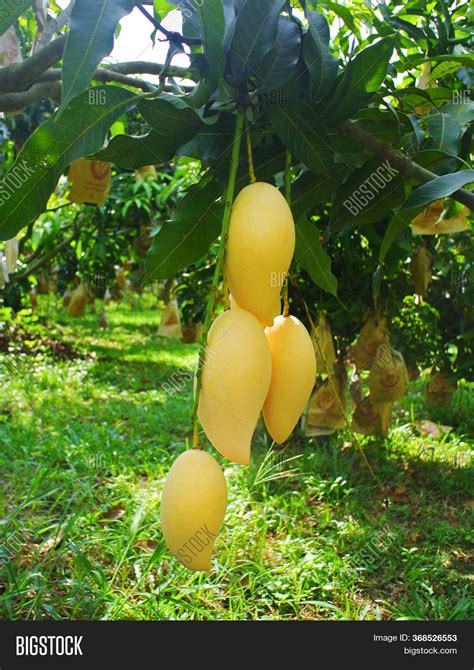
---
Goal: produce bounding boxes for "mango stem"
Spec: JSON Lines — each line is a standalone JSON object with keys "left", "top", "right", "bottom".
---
{"left": 191, "top": 108, "right": 245, "bottom": 447}
{"left": 283, "top": 150, "right": 292, "bottom": 317}
{"left": 246, "top": 118, "right": 257, "bottom": 184}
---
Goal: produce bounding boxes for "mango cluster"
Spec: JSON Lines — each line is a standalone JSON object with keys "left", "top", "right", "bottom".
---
{"left": 199, "top": 182, "right": 317, "bottom": 463}
{"left": 160, "top": 182, "right": 317, "bottom": 571}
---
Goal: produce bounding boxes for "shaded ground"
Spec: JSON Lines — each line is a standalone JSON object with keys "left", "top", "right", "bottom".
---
{"left": 0, "top": 295, "right": 472, "bottom": 620}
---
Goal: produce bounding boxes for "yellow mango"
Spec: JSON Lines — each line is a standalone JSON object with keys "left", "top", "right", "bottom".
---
{"left": 263, "top": 315, "right": 317, "bottom": 443}
{"left": 198, "top": 306, "right": 272, "bottom": 464}
{"left": 225, "top": 182, "right": 295, "bottom": 326}
{"left": 160, "top": 449, "right": 227, "bottom": 571}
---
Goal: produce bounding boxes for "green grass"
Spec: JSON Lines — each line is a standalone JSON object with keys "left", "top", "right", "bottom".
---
{"left": 0, "top": 294, "right": 472, "bottom": 620}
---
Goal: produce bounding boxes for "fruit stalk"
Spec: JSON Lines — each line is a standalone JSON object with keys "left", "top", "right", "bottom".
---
{"left": 245, "top": 118, "right": 256, "bottom": 184}
{"left": 283, "top": 150, "right": 292, "bottom": 317}
{"left": 191, "top": 108, "right": 245, "bottom": 446}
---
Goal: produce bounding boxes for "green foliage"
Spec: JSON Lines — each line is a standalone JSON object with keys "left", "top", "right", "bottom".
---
{"left": 403, "top": 170, "right": 474, "bottom": 209}
{"left": 145, "top": 178, "right": 224, "bottom": 282}
{"left": 0, "top": 0, "right": 472, "bottom": 382}
{"left": 60, "top": 0, "right": 135, "bottom": 111}
{"left": 0, "top": 87, "right": 137, "bottom": 240}
{"left": 294, "top": 216, "right": 337, "bottom": 296}
{"left": 0, "top": 0, "right": 33, "bottom": 36}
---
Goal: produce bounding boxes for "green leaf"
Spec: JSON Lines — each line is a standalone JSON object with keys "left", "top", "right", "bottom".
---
{"left": 401, "top": 170, "right": 474, "bottom": 210}
{"left": 302, "top": 8, "right": 338, "bottom": 101}
{"left": 183, "top": 0, "right": 226, "bottom": 108}
{"left": 255, "top": 17, "right": 301, "bottom": 93}
{"left": 228, "top": 0, "right": 286, "bottom": 82}
{"left": 379, "top": 210, "right": 411, "bottom": 265}
{"left": 295, "top": 216, "right": 337, "bottom": 296}
{"left": 96, "top": 95, "right": 202, "bottom": 167}
{"left": 329, "top": 156, "right": 405, "bottom": 232}
{"left": 154, "top": 0, "right": 177, "bottom": 20}
{"left": 291, "top": 167, "right": 346, "bottom": 220}
{"left": 441, "top": 100, "right": 474, "bottom": 129}
{"left": 177, "top": 114, "right": 234, "bottom": 160}
{"left": 0, "top": 86, "right": 137, "bottom": 240}
{"left": 61, "top": 0, "right": 134, "bottom": 111}
{"left": 267, "top": 97, "right": 333, "bottom": 177}
{"left": 322, "top": 1, "right": 360, "bottom": 39}
{"left": 0, "top": 0, "right": 33, "bottom": 35}
{"left": 139, "top": 95, "right": 202, "bottom": 137}
{"left": 425, "top": 113, "right": 463, "bottom": 156}
{"left": 94, "top": 131, "right": 178, "bottom": 168}
{"left": 145, "top": 180, "right": 224, "bottom": 281}
{"left": 318, "top": 38, "right": 394, "bottom": 124}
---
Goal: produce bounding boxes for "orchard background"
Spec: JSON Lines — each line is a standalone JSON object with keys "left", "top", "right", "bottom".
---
{"left": 0, "top": 0, "right": 472, "bottom": 619}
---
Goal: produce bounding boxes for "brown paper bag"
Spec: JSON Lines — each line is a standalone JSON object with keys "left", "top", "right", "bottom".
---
{"left": 353, "top": 313, "right": 389, "bottom": 371}
{"left": 304, "top": 368, "right": 347, "bottom": 435}
{"left": 62, "top": 288, "right": 73, "bottom": 308}
{"left": 368, "top": 345, "right": 408, "bottom": 403}
{"left": 312, "top": 312, "right": 336, "bottom": 376}
{"left": 425, "top": 369, "right": 457, "bottom": 406}
{"left": 411, "top": 246, "right": 432, "bottom": 297}
{"left": 158, "top": 300, "right": 183, "bottom": 339}
{"left": 411, "top": 199, "right": 469, "bottom": 235}
{"left": 69, "top": 160, "right": 111, "bottom": 206}
{"left": 4, "top": 238, "right": 19, "bottom": 274}
{"left": 0, "top": 255, "right": 9, "bottom": 289}
{"left": 67, "top": 282, "right": 88, "bottom": 317}
{"left": 352, "top": 396, "right": 392, "bottom": 435}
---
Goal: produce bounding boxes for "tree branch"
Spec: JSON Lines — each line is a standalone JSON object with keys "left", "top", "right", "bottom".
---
{"left": 339, "top": 120, "right": 474, "bottom": 212}
{"left": 11, "top": 222, "right": 79, "bottom": 283}
{"left": 0, "top": 82, "right": 61, "bottom": 111}
{"left": 0, "top": 35, "right": 67, "bottom": 94}
{"left": 38, "top": 0, "right": 75, "bottom": 48}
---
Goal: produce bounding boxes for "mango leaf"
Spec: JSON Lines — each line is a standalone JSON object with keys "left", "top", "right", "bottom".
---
{"left": 267, "top": 97, "right": 333, "bottom": 177}
{"left": 255, "top": 17, "right": 301, "bottom": 93}
{"left": 401, "top": 170, "right": 474, "bottom": 210}
{"left": 291, "top": 166, "right": 346, "bottom": 220}
{"left": 94, "top": 131, "right": 178, "bottom": 168}
{"left": 0, "top": 0, "right": 33, "bottom": 35}
{"left": 183, "top": 0, "right": 226, "bottom": 108}
{"left": 95, "top": 95, "right": 202, "bottom": 167}
{"left": 302, "top": 8, "right": 338, "bottom": 101}
{"left": 154, "top": 0, "right": 177, "bottom": 20}
{"left": 295, "top": 216, "right": 337, "bottom": 296}
{"left": 322, "top": 1, "right": 360, "bottom": 39}
{"left": 329, "top": 155, "right": 405, "bottom": 232}
{"left": 0, "top": 86, "right": 137, "bottom": 240}
{"left": 177, "top": 114, "right": 234, "bottom": 160}
{"left": 425, "top": 113, "right": 463, "bottom": 156}
{"left": 379, "top": 210, "right": 411, "bottom": 265}
{"left": 139, "top": 95, "right": 202, "bottom": 137}
{"left": 441, "top": 100, "right": 474, "bottom": 129}
{"left": 61, "top": 0, "right": 135, "bottom": 111}
{"left": 145, "top": 179, "right": 224, "bottom": 281}
{"left": 227, "top": 0, "right": 285, "bottom": 82}
{"left": 318, "top": 38, "right": 394, "bottom": 124}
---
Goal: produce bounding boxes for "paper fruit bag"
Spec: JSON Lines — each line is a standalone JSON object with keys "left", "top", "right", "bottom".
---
{"left": 353, "top": 313, "right": 389, "bottom": 371}
{"left": 368, "top": 345, "right": 408, "bottom": 403}
{"left": 69, "top": 160, "right": 111, "bottom": 206}
{"left": 158, "top": 300, "right": 183, "bottom": 339}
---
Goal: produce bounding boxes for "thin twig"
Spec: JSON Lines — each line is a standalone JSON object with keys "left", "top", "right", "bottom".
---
{"left": 136, "top": 2, "right": 202, "bottom": 46}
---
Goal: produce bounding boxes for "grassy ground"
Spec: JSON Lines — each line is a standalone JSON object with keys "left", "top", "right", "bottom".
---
{"left": 0, "top": 294, "right": 472, "bottom": 621}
